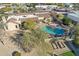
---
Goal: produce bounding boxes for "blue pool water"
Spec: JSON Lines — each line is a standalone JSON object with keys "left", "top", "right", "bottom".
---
{"left": 41, "top": 26, "right": 64, "bottom": 35}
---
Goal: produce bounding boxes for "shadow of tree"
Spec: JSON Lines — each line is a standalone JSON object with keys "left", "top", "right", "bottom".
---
{"left": 10, "top": 31, "right": 33, "bottom": 53}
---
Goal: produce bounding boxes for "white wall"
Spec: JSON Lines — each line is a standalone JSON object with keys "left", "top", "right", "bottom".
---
{"left": 6, "top": 22, "right": 19, "bottom": 31}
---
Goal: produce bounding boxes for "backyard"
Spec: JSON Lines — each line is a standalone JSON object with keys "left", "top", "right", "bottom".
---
{"left": 0, "top": 3, "right": 79, "bottom": 56}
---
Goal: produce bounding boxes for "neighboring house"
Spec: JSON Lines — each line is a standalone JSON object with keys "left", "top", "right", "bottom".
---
{"left": 2, "top": 11, "right": 54, "bottom": 31}
{"left": 34, "top": 11, "right": 52, "bottom": 20}
{"left": 54, "top": 8, "right": 69, "bottom": 14}
{"left": 67, "top": 11, "right": 79, "bottom": 24}
{"left": 35, "top": 5, "right": 58, "bottom": 10}
{"left": 0, "top": 5, "right": 5, "bottom": 9}
{"left": 2, "top": 14, "right": 38, "bottom": 31}
{"left": 34, "top": 11, "right": 54, "bottom": 24}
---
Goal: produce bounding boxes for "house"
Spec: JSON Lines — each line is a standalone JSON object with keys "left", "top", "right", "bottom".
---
{"left": 0, "top": 5, "right": 5, "bottom": 9}
{"left": 35, "top": 5, "right": 58, "bottom": 11}
{"left": 2, "top": 11, "right": 54, "bottom": 31}
{"left": 34, "top": 11, "right": 52, "bottom": 21}
{"left": 54, "top": 8, "right": 69, "bottom": 15}
{"left": 67, "top": 11, "right": 79, "bottom": 24}
{"left": 2, "top": 14, "right": 38, "bottom": 31}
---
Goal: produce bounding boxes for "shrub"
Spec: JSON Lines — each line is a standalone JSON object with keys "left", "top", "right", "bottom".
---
{"left": 21, "top": 19, "right": 36, "bottom": 30}
{"left": 12, "top": 51, "right": 21, "bottom": 56}
{"left": 56, "top": 14, "right": 64, "bottom": 20}
{"left": 62, "top": 16, "right": 72, "bottom": 26}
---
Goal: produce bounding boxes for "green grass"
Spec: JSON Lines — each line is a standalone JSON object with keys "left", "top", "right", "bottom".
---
{"left": 61, "top": 51, "right": 75, "bottom": 56}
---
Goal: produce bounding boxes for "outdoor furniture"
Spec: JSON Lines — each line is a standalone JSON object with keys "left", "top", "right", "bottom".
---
{"left": 61, "top": 42, "right": 66, "bottom": 48}
{"left": 57, "top": 41, "right": 62, "bottom": 48}
{"left": 54, "top": 42, "right": 59, "bottom": 49}
{"left": 51, "top": 43, "right": 57, "bottom": 49}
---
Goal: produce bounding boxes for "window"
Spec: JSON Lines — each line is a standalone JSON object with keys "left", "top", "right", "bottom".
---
{"left": 19, "top": 24, "right": 20, "bottom": 27}
{"left": 16, "top": 25, "right": 18, "bottom": 28}
{"left": 5, "top": 25, "right": 8, "bottom": 30}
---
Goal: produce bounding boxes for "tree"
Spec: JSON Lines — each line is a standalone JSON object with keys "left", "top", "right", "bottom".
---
{"left": 56, "top": 14, "right": 64, "bottom": 20}
{"left": 31, "top": 29, "right": 49, "bottom": 44}
{"left": 21, "top": 29, "right": 53, "bottom": 55}
{"left": 26, "top": 3, "right": 37, "bottom": 12}
{"left": 64, "top": 4, "right": 70, "bottom": 8}
{"left": 0, "top": 7, "right": 12, "bottom": 12}
{"left": 22, "top": 29, "right": 49, "bottom": 49}
{"left": 21, "top": 32, "right": 35, "bottom": 52}
{"left": 62, "top": 16, "right": 72, "bottom": 26}
{"left": 21, "top": 20, "right": 37, "bottom": 30}
{"left": 16, "top": 4, "right": 28, "bottom": 13}
{"left": 73, "top": 3, "right": 79, "bottom": 10}
{"left": 0, "top": 14, "right": 8, "bottom": 21}
{"left": 56, "top": 3, "right": 65, "bottom": 8}
{"left": 73, "top": 24, "right": 79, "bottom": 46}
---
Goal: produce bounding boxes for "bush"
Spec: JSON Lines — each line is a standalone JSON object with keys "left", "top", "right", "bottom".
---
{"left": 62, "top": 16, "right": 72, "bottom": 26}
{"left": 1, "top": 7, "right": 12, "bottom": 12}
{"left": 21, "top": 19, "right": 36, "bottom": 30}
{"left": 56, "top": 14, "right": 64, "bottom": 20}
{"left": 12, "top": 51, "right": 21, "bottom": 56}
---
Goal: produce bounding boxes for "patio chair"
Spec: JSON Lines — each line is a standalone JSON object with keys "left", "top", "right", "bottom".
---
{"left": 51, "top": 43, "right": 57, "bottom": 49}
{"left": 57, "top": 41, "right": 62, "bottom": 48}
{"left": 61, "top": 41, "right": 66, "bottom": 48}
{"left": 55, "top": 41, "right": 60, "bottom": 49}
{"left": 54, "top": 41, "right": 59, "bottom": 49}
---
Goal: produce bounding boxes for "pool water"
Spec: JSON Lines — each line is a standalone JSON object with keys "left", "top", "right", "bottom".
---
{"left": 41, "top": 26, "right": 64, "bottom": 35}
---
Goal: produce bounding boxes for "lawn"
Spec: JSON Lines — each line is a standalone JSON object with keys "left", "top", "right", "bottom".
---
{"left": 61, "top": 51, "right": 75, "bottom": 56}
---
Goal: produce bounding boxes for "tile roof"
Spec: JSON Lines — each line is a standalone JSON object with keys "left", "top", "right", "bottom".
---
{"left": 35, "top": 12, "right": 51, "bottom": 18}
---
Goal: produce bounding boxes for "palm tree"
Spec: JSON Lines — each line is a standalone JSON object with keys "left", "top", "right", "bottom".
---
{"left": 27, "top": 3, "right": 37, "bottom": 12}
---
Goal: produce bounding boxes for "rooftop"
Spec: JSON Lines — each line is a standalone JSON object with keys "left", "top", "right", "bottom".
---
{"left": 68, "top": 11, "right": 79, "bottom": 22}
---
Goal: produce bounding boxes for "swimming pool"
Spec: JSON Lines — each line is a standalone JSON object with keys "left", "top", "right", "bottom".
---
{"left": 41, "top": 26, "right": 64, "bottom": 35}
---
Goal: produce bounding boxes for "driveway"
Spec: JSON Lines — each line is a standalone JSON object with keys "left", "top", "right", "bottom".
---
{"left": 0, "top": 30, "right": 22, "bottom": 56}
{"left": 0, "top": 42, "right": 12, "bottom": 56}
